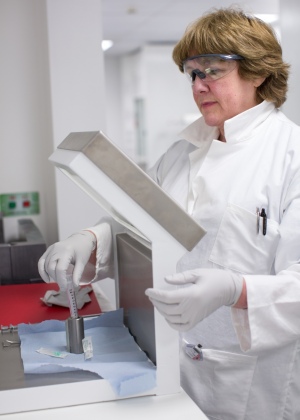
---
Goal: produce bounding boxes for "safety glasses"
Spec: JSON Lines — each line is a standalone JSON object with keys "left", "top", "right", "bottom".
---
{"left": 183, "top": 54, "right": 244, "bottom": 84}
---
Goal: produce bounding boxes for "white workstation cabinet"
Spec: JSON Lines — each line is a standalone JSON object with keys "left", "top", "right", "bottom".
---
{"left": 0, "top": 131, "right": 206, "bottom": 415}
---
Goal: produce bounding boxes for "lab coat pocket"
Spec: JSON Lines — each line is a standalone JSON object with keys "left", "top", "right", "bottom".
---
{"left": 209, "top": 203, "right": 280, "bottom": 274}
{"left": 182, "top": 348, "right": 257, "bottom": 420}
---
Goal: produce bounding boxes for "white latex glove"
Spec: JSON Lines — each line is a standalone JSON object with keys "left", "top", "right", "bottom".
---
{"left": 145, "top": 269, "right": 243, "bottom": 332}
{"left": 38, "top": 230, "right": 96, "bottom": 290}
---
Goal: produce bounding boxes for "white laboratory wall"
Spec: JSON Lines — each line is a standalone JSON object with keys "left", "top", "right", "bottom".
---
{"left": 104, "top": 44, "right": 199, "bottom": 170}
{"left": 141, "top": 45, "right": 200, "bottom": 169}
{"left": 46, "top": 0, "right": 108, "bottom": 240}
{"left": 0, "top": 0, "right": 57, "bottom": 246}
{"left": 280, "top": 0, "right": 300, "bottom": 125}
{"left": 0, "top": 0, "right": 107, "bottom": 247}
{"left": 103, "top": 56, "right": 123, "bottom": 149}
{"left": 104, "top": 52, "right": 144, "bottom": 160}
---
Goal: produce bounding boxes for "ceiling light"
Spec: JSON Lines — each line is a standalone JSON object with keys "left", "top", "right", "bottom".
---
{"left": 102, "top": 40, "right": 114, "bottom": 51}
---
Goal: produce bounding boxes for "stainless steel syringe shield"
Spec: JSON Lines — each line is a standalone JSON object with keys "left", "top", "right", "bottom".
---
{"left": 66, "top": 317, "right": 85, "bottom": 354}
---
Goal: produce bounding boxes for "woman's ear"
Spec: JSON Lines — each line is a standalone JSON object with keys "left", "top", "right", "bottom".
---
{"left": 254, "top": 77, "right": 266, "bottom": 88}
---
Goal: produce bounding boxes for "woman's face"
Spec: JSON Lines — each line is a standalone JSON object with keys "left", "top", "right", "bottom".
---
{"left": 191, "top": 65, "right": 263, "bottom": 141}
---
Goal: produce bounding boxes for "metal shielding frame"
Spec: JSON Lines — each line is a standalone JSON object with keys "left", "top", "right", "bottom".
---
{"left": 58, "top": 131, "right": 205, "bottom": 251}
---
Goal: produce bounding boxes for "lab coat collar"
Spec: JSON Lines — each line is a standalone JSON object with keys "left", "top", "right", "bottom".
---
{"left": 177, "top": 117, "right": 218, "bottom": 147}
{"left": 178, "top": 100, "right": 275, "bottom": 146}
{"left": 223, "top": 100, "right": 275, "bottom": 143}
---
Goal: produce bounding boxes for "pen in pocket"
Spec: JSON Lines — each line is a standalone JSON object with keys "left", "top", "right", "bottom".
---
{"left": 256, "top": 207, "right": 267, "bottom": 236}
{"left": 260, "top": 208, "right": 267, "bottom": 235}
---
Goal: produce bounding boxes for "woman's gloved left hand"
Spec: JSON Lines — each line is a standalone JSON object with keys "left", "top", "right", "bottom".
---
{"left": 145, "top": 268, "right": 244, "bottom": 332}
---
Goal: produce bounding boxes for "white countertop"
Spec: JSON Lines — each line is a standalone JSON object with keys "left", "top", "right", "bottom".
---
{"left": 0, "top": 389, "right": 208, "bottom": 420}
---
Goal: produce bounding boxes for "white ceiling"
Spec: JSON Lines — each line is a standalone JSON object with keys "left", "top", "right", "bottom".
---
{"left": 102, "top": 0, "right": 280, "bottom": 56}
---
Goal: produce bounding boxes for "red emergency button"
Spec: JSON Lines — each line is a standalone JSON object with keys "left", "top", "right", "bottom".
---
{"left": 23, "top": 201, "right": 31, "bottom": 208}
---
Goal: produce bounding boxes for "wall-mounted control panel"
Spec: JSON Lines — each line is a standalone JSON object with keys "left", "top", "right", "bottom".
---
{"left": 0, "top": 192, "right": 40, "bottom": 217}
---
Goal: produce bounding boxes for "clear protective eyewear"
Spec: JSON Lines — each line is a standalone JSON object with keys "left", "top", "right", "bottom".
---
{"left": 183, "top": 54, "right": 244, "bottom": 84}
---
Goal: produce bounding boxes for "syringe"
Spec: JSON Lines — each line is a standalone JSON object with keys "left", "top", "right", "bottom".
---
{"left": 66, "top": 275, "right": 79, "bottom": 319}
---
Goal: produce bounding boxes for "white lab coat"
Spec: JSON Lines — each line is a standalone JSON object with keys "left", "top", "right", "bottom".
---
{"left": 91, "top": 100, "right": 300, "bottom": 419}
{"left": 146, "top": 100, "right": 300, "bottom": 420}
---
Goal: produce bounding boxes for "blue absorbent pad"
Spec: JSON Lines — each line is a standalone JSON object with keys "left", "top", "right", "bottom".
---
{"left": 18, "top": 309, "right": 156, "bottom": 397}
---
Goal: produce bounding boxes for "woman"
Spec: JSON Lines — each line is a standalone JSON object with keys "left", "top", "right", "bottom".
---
{"left": 39, "top": 8, "right": 300, "bottom": 419}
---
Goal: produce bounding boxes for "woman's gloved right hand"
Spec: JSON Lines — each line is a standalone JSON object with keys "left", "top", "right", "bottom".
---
{"left": 38, "top": 230, "right": 96, "bottom": 290}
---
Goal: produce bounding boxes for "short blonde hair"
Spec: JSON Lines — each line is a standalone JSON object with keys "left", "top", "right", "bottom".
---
{"left": 173, "top": 7, "right": 290, "bottom": 108}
